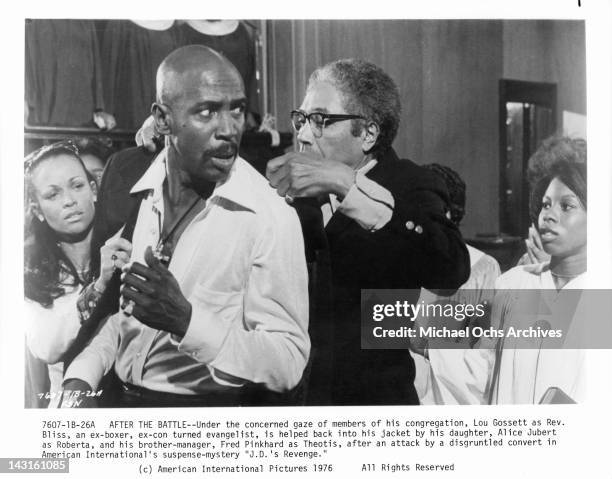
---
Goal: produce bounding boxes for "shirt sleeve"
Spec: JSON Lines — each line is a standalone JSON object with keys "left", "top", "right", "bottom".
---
{"left": 177, "top": 207, "right": 310, "bottom": 393}
{"left": 63, "top": 313, "right": 120, "bottom": 390}
{"left": 336, "top": 167, "right": 394, "bottom": 231}
{"left": 24, "top": 291, "right": 81, "bottom": 365}
{"left": 425, "top": 277, "right": 521, "bottom": 405}
{"left": 426, "top": 348, "right": 494, "bottom": 405}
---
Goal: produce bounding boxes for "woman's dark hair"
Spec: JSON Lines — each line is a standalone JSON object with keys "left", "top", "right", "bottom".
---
{"left": 527, "top": 136, "right": 587, "bottom": 221}
{"left": 24, "top": 141, "right": 95, "bottom": 307}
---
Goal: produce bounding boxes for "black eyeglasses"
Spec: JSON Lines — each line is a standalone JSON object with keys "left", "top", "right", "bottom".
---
{"left": 290, "top": 109, "right": 366, "bottom": 138}
{"left": 24, "top": 140, "right": 81, "bottom": 175}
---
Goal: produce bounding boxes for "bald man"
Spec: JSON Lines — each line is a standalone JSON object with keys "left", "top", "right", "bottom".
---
{"left": 62, "top": 45, "right": 309, "bottom": 407}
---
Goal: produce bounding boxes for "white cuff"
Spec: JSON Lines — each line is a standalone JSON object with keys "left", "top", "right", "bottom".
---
{"left": 337, "top": 173, "right": 394, "bottom": 231}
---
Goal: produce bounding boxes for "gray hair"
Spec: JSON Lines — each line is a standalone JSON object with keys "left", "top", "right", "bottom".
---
{"left": 308, "top": 58, "right": 402, "bottom": 154}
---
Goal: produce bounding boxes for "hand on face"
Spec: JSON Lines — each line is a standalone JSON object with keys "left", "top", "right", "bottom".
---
{"left": 266, "top": 150, "right": 356, "bottom": 200}
{"left": 120, "top": 246, "right": 191, "bottom": 338}
{"left": 524, "top": 223, "right": 550, "bottom": 264}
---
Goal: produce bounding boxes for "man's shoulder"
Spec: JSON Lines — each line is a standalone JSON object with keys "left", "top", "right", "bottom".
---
{"left": 235, "top": 158, "right": 293, "bottom": 213}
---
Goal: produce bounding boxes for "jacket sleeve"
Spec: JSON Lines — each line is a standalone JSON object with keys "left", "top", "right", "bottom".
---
{"left": 366, "top": 179, "right": 470, "bottom": 291}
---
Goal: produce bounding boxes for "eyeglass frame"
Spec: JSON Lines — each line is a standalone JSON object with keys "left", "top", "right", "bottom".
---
{"left": 290, "top": 109, "right": 366, "bottom": 138}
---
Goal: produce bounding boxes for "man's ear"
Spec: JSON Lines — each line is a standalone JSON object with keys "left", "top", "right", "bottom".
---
{"left": 361, "top": 121, "right": 380, "bottom": 153}
{"left": 152, "top": 102, "right": 172, "bottom": 136}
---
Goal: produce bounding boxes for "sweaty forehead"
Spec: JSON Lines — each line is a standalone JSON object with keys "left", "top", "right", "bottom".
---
{"left": 162, "top": 62, "right": 245, "bottom": 105}
{"left": 301, "top": 81, "right": 346, "bottom": 113}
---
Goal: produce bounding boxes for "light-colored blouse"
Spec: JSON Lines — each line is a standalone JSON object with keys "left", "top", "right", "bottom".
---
{"left": 25, "top": 286, "right": 81, "bottom": 408}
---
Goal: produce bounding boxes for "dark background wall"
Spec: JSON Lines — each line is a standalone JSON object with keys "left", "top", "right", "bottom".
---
{"left": 267, "top": 20, "right": 585, "bottom": 238}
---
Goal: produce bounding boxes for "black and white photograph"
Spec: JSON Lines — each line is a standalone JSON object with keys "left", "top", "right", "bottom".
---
{"left": 22, "top": 17, "right": 589, "bottom": 408}
{"left": 2, "top": 1, "right": 611, "bottom": 477}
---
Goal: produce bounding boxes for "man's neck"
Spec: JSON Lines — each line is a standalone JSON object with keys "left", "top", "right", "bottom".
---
{"left": 166, "top": 147, "right": 215, "bottom": 206}
{"left": 162, "top": 148, "right": 214, "bottom": 239}
{"left": 350, "top": 153, "right": 374, "bottom": 171}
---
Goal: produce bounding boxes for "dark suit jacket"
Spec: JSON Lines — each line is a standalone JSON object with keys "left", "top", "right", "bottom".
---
{"left": 62, "top": 147, "right": 155, "bottom": 376}
{"left": 90, "top": 146, "right": 157, "bottom": 271}
{"left": 304, "top": 148, "right": 470, "bottom": 406}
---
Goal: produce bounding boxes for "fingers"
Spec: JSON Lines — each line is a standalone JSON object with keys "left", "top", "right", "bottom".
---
{"left": 275, "top": 175, "right": 294, "bottom": 198}
{"left": 531, "top": 226, "right": 544, "bottom": 251}
{"left": 525, "top": 240, "right": 536, "bottom": 264}
{"left": 265, "top": 155, "right": 289, "bottom": 181}
{"left": 120, "top": 286, "right": 152, "bottom": 311}
{"left": 122, "top": 261, "right": 162, "bottom": 282}
{"left": 104, "top": 237, "right": 133, "bottom": 255}
{"left": 121, "top": 273, "right": 155, "bottom": 296}
{"left": 109, "top": 250, "right": 130, "bottom": 272}
{"left": 141, "top": 115, "right": 159, "bottom": 152}
{"left": 135, "top": 127, "right": 158, "bottom": 152}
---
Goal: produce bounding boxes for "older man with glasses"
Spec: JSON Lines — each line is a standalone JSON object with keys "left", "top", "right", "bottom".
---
{"left": 267, "top": 58, "right": 470, "bottom": 405}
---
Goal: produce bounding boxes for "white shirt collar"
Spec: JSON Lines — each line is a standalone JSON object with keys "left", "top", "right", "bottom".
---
{"left": 130, "top": 147, "right": 257, "bottom": 212}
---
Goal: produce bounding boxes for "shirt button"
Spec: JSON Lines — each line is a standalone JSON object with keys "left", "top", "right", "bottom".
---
{"left": 415, "top": 225, "right": 423, "bottom": 234}
{"left": 405, "top": 221, "right": 415, "bottom": 231}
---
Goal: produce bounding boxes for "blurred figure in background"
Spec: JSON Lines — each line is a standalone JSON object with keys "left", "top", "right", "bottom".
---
{"left": 72, "top": 136, "right": 116, "bottom": 186}
{"left": 411, "top": 163, "right": 501, "bottom": 405}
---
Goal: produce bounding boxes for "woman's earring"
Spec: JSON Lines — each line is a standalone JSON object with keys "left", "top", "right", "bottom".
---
{"left": 37, "top": 214, "right": 45, "bottom": 222}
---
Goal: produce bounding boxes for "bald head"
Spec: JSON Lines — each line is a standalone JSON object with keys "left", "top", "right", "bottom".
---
{"left": 156, "top": 45, "right": 244, "bottom": 107}
{"left": 152, "top": 44, "right": 247, "bottom": 184}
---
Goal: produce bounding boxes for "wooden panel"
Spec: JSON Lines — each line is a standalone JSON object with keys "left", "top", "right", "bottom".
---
{"left": 268, "top": 20, "right": 423, "bottom": 160}
{"left": 503, "top": 20, "right": 586, "bottom": 125}
{"left": 421, "top": 20, "right": 503, "bottom": 237}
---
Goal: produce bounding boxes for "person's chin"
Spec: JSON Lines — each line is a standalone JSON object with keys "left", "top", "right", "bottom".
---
{"left": 204, "top": 156, "right": 236, "bottom": 180}
{"left": 58, "top": 223, "right": 90, "bottom": 236}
